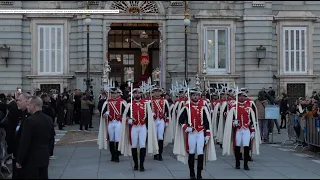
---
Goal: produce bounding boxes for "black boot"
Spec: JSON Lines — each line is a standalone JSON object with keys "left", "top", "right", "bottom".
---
{"left": 239, "top": 152, "right": 243, "bottom": 160}
{"left": 188, "top": 154, "right": 196, "bottom": 179}
{"left": 131, "top": 148, "right": 139, "bottom": 170}
{"left": 114, "top": 142, "right": 120, "bottom": 162}
{"left": 197, "top": 155, "right": 204, "bottom": 179}
{"left": 244, "top": 146, "right": 250, "bottom": 170}
{"left": 154, "top": 154, "right": 159, "bottom": 160}
{"left": 140, "top": 148, "right": 146, "bottom": 172}
{"left": 235, "top": 146, "right": 241, "bottom": 169}
{"left": 158, "top": 140, "right": 163, "bottom": 161}
{"left": 109, "top": 142, "right": 115, "bottom": 162}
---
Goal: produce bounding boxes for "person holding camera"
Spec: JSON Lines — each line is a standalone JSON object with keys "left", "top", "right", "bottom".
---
{"left": 80, "top": 93, "right": 94, "bottom": 132}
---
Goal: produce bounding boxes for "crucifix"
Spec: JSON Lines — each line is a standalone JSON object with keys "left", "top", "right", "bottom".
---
{"left": 125, "top": 31, "right": 157, "bottom": 75}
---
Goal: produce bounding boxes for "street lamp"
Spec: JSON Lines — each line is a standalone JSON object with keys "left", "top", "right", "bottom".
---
{"left": 84, "top": 1, "right": 92, "bottom": 92}
{"left": 184, "top": 1, "right": 191, "bottom": 84}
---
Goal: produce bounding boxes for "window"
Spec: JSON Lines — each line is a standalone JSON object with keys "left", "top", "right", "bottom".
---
{"left": 38, "top": 25, "right": 63, "bottom": 75}
{"left": 282, "top": 27, "right": 307, "bottom": 73}
{"left": 204, "top": 26, "right": 230, "bottom": 72}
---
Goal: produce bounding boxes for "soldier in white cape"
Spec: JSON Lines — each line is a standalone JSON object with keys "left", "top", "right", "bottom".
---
{"left": 210, "top": 90, "right": 221, "bottom": 138}
{"left": 173, "top": 88, "right": 216, "bottom": 179}
{"left": 171, "top": 89, "right": 188, "bottom": 140}
{"left": 97, "top": 88, "right": 127, "bottom": 162}
{"left": 118, "top": 88, "right": 158, "bottom": 172}
{"left": 222, "top": 91, "right": 260, "bottom": 170}
{"left": 216, "top": 90, "right": 229, "bottom": 148}
{"left": 149, "top": 87, "right": 174, "bottom": 161}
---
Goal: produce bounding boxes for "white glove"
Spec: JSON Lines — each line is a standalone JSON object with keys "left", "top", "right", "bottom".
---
{"left": 104, "top": 111, "right": 110, "bottom": 116}
{"left": 210, "top": 110, "right": 214, "bottom": 113}
{"left": 250, "top": 132, "right": 255, "bottom": 140}
{"left": 205, "top": 136, "right": 210, "bottom": 144}
{"left": 185, "top": 127, "right": 193, "bottom": 133}
{"left": 152, "top": 113, "right": 156, "bottom": 116}
{"left": 165, "top": 122, "right": 169, "bottom": 127}
{"left": 233, "top": 120, "right": 239, "bottom": 127}
{"left": 127, "top": 119, "right": 133, "bottom": 124}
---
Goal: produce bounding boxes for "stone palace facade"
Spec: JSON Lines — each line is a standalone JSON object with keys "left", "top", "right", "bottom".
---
{"left": 0, "top": 1, "right": 319, "bottom": 100}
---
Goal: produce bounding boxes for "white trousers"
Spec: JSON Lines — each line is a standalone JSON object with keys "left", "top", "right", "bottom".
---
{"left": 235, "top": 128, "right": 250, "bottom": 147}
{"left": 188, "top": 131, "right": 205, "bottom": 155}
{"left": 108, "top": 120, "right": 121, "bottom": 142}
{"left": 154, "top": 119, "right": 165, "bottom": 140}
{"left": 131, "top": 125, "right": 147, "bottom": 148}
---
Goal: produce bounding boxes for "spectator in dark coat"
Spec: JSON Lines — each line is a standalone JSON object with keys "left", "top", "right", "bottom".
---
{"left": 98, "top": 92, "right": 107, "bottom": 115}
{"left": 280, "top": 93, "right": 289, "bottom": 129}
{"left": 13, "top": 93, "right": 32, "bottom": 179}
{"left": 5, "top": 94, "right": 21, "bottom": 157}
{"left": 16, "top": 96, "right": 54, "bottom": 179}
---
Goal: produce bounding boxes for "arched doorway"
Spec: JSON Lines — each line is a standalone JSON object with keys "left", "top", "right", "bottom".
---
{"left": 107, "top": 23, "right": 160, "bottom": 86}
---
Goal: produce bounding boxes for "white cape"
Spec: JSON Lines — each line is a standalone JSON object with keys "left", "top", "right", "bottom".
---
{"left": 222, "top": 107, "right": 261, "bottom": 156}
{"left": 173, "top": 105, "right": 217, "bottom": 165}
{"left": 211, "top": 103, "right": 221, "bottom": 138}
{"left": 216, "top": 101, "right": 228, "bottom": 143}
{"left": 97, "top": 101, "right": 108, "bottom": 150}
{"left": 118, "top": 101, "right": 159, "bottom": 156}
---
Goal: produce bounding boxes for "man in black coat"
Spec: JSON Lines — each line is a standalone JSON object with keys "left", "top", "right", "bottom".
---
{"left": 4, "top": 94, "right": 21, "bottom": 159}
{"left": 73, "top": 89, "right": 81, "bottom": 124}
{"left": 13, "top": 93, "right": 32, "bottom": 179}
{"left": 16, "top": 96, "right": 54, "bottom": 179}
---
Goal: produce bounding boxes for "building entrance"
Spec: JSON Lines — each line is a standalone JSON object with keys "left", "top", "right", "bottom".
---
{"left": 107, "top": 23, "right": 160, "bottom": 87}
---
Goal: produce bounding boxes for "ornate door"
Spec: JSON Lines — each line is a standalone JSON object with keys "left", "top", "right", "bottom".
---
{"left": 109, "top": 51, "right": 139, "bottom": 84}
{"left": 286, "top": 83, "right": 306, "bottom": 106}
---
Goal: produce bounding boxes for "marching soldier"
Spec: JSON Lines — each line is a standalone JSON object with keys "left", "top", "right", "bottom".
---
{"left": 222, "top": 91, "right": 260, "bottom": 170}
{"left": 210, "top": 89, "right": 221, "bottom": 138}
{"left": 118, "top": 87, "right": 158, "bottom": 172}
{"left": 216, "top": 88, "right": 229, "bottom": 148}
{"left": 171, "top": 88, "right": 187, "bottom": 140}
{"left": 173, "top": 88, "right": 216, "bottom": 179}
{"left": 97, "top": 87, "right": 127, "bottom": 163}
{"left": 150, "top": 86, "right": 172, "bottom": 161}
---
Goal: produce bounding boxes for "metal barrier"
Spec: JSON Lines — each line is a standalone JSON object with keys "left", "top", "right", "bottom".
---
{"left": 283, "top": 115, "right": 308, "bottom": 151}
{"left": 305, "top": 117, "right": 320, "bottom": 148}
{"left": 284, "top": 116, "right": 320, "bottom": 151}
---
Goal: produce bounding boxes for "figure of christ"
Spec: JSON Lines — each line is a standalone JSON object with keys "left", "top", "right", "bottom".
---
{"left": 130, "top": 39, "right": 158, "bottom": 75}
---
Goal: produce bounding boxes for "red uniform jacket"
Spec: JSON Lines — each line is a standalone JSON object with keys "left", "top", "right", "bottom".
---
{"left": 211, "top": 99, "right": 220, "bottom": 110}
{"left": 227, "top": 97, "right": 236, "bottom": 110}
{"left": 174, "top": 97, "right": 187, "bottom": 104}
{"left": 151, "top": 97, "right": 169, "bottom": 123}
{"left": 232, "top": 101, "right": 255, "bottom": 133}
{"left": 106, "top": 98, "right": 126, "bottom": 122}
{"left": 179, "top": 100, "right": 210, "bottom": 136}
{"left": 126, "top": 99, "right": 149, "bottom": 126}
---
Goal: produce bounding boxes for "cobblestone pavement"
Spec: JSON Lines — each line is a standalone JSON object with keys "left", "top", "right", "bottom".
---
{"left": 48, "top": 118, "right": 320, "bottom": 179}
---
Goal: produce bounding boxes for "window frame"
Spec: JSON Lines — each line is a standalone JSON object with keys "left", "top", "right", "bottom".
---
{"left": 204, "top": 26, "right": 231, "bottom": 73}
{"left": 198, "top": 19, "right": 236, "bottom": 76}
{"left": 277, "top": 20, "right": 314, "bottom": 76}
{"left": 37, "top": 25, "right": 64, "bottom": 75}
{"left": 31, "top": 19, "right": 69, "bottom": 76}
{"left": 282, "top": 26, "right": 307, "bottom": 74}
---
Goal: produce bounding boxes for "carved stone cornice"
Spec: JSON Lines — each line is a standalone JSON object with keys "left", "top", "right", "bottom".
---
{"left": 194, "top": 10, "right": 241, "bottom": 19}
